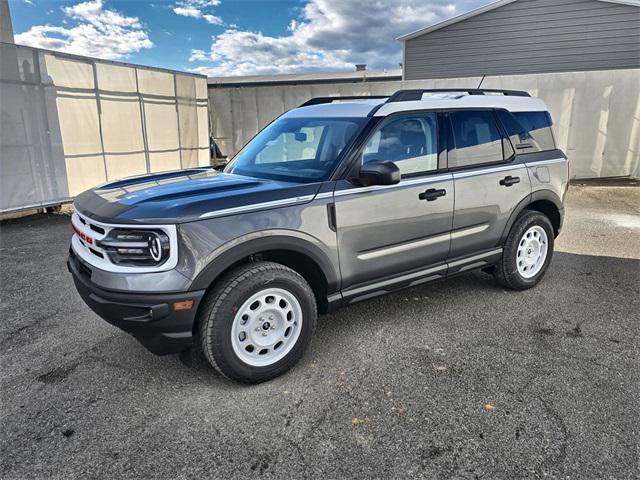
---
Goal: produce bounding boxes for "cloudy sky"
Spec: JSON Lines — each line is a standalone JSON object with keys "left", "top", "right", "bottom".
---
{"left": 11, "top": 0, "right": 489, "bottom": 76}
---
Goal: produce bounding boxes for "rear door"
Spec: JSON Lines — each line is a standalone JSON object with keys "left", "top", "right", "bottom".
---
{"left": 447, "top": 110, "right": 531, "bottom": 265}
{"left": 334, "top": 112, "right": 454, "bottom": 295}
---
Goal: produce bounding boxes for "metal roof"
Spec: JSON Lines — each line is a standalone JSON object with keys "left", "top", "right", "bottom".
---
{"left": 397, "top": 0, "right": 640, "bottom": 42}
{"left": 207, "top": 69, "right": 402, "bottom": 87}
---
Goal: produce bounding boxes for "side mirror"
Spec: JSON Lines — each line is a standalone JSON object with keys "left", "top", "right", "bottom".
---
{"left": 357, "top": 160, "right": 400, "bottom": 187}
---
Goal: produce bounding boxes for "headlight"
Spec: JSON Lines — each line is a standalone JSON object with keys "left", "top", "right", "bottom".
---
{"left": 97, "top": 229, "right": 170, "bottom": 266}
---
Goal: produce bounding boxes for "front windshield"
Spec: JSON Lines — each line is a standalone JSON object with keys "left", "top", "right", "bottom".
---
{"left": 225, "top": 117, "right": 365, "bottom": 183}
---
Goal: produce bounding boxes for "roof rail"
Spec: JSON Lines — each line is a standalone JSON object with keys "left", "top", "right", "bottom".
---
{"left": 299, "top": 95, "right": 389, "bottom": 107}
{"left": 386, "top": 88, "right": 530, "bottom": 103}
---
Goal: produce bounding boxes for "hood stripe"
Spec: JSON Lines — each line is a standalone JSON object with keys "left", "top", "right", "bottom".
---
{"left": 199, "top": 195, "right": 315, "bottom": 219}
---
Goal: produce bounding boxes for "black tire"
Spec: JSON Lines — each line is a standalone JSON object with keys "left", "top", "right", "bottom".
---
{"left": 494, "top": 210, "right": 555, "bottom": 290}
{"left": 197, "top": 261, "right": 317, "bottom": 384}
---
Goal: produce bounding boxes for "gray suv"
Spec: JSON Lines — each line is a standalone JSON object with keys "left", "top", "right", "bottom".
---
{"left": 68, "top": 88, "right": 569, "bottom": 383}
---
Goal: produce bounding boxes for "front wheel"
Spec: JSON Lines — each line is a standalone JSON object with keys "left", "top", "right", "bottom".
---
{"left": 197, "top": 261, "right": 317, "bottom": 384}
{"left": 494, "top": 210, "right": 555, "bottom": 290}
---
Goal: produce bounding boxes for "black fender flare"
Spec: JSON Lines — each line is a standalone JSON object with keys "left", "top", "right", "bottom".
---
{"left": 190, "top": 234, "right": 340, "bottom": 293}
{"left": 500, "top": 189, "right": 564, "bottom": 243}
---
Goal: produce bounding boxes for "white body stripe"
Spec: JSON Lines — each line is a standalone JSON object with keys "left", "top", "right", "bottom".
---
{"left": 199, "top": 195, "right": 315, "bottom": 219}
{"left": 356, "top": 224, "right": 488, "bottom": 261}
{"left": 314, "top": 191, "right": 334, "bottom": 200}
{"left": 334, "top": 174, "right": 451, "bottom": 197}
{"left": 453, "top": 163, "right": 523, "bottom": 179}
{"left": 198, "top": 159, "right": 566, "bottom": 217}
{"left": 524, "top": 158, "right": 567, "bottom": 168}
{"left": 357, "top": 233, "right": 450, "bottom": 261}
{"left": 451, "top": 223, "right": 489, "bottom": 239}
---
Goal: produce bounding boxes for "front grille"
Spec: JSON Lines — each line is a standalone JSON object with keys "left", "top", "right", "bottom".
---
{"left": 71, "top": 211, "right": 177, "bottom": 273}
{"left": 90, "top": 224, "right": 105, "bottom": 235}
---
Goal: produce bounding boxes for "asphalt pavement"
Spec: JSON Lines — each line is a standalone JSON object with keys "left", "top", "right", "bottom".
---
{"left": 1, "top": 186, "right": 638, "bottom": 479}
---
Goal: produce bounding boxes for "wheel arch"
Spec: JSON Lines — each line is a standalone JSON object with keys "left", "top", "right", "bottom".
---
{"left": 500, "top": 190, "right": 564, "bottom": 243}
{"left": 190, "top": 234, "right": 340, "bottom": 313}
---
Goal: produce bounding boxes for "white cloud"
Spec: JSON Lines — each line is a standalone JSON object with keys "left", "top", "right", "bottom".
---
{"left": 173, "top": 0, "right": 223, "bottom": 25}
{"left": 173, "top": 6, "right": 202, "bottom": 18}
{"left": 189, "top": 49, "right": 208, "bottom": 61}
{"left": 189, "top": 0, "right": 487, "bottom": 76}
{"left": 14, "top": 0, "right": 152, "bottom": 60}
{"left": 203, "top": 14, "right": 223, "bottom": 25}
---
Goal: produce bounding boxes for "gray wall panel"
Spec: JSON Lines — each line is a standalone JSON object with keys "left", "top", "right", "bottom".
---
{"left": 404, "top": 0, "right": 640, "bottom": 80}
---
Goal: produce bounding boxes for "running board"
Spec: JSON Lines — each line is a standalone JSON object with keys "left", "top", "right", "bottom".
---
{"left": 340, "top": 248, "right": 503, "bottom": 305}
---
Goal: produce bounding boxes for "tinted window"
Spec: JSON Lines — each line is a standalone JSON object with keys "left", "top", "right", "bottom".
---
{"left": 362, "top": 113, "right": 438, "bottom": 176}
{"left": 497, "top": 110, "right": 556, "bottom": 153}
{"left": 448, "top": 110, "right": 508, "bottom": 168}
{"left": 226, "top": 117, "right": 364, "bottom": 183}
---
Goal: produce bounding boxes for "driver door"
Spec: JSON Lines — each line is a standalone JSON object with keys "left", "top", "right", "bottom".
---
{"left": 334, "top": 112, "right": 454, "bottom": 298}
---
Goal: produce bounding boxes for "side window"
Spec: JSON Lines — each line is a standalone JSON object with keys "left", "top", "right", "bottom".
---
{"left": 496, "top": 110, "right": 556, "bottom": 153}
{"left": 448, "top": 110, "right": 510, "bottom": 168}
{"left": 361, "top": 113, "right": 438, "bottom": 176}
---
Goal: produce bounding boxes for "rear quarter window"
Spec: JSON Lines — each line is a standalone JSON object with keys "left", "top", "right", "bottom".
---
{"left": 497, "top": 110, "right": 556, "bottom": 153}
{"left": 448, "top": 110, "right": 513, "bottom": 168}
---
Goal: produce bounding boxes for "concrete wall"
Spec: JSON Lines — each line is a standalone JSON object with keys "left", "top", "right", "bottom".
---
{"left": 403, "top": 0, "right": 640, "bottom": 80}
{"left": 208, "top": 68, "right": 640, "bottom": 180}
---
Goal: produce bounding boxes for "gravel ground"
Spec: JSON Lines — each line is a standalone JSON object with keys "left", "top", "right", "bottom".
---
{"left": 1, "top": 186, "right": 639, "bottom": 480}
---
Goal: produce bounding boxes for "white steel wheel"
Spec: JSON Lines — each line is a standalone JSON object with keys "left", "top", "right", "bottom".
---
{"left": 231, "top": 287, "right": 303, "bottom": 367}
{"left": 516, "top": 225, "right": 548, "bottom": 279}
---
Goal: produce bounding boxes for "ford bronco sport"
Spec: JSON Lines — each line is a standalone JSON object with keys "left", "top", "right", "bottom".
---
{"left": 68, "top": 89, "right": 569, "bottom": 383}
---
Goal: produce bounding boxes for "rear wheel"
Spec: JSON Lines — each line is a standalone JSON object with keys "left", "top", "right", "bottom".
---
{"left": 494, "top": 210, "right": 554, "bottom": 290}
{"left": 197, "top": 261, "right": 317, "bottom": 384}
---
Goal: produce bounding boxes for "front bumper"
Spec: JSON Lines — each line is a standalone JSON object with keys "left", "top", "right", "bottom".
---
{"left": 68, "top": 248, "right": 205, "bottom": 355}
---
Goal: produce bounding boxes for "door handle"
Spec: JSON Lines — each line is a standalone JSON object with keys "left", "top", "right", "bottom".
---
{"left": 419, "top": 188, "right": 446, "bottom": 201}
{"left": 500, "top": 175, "right": 520, "bottom": 187}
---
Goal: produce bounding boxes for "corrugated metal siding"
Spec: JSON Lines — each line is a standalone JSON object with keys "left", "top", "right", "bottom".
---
{"left": 404, "top": 0, "right": 640, "bottom": 80}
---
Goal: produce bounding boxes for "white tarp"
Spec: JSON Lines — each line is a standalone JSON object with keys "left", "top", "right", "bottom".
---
{"left": 209, "top": 69, "right": 640, "bottom": 179}
{"left": 0, "top": 44, "right": 210, "bottom": 212}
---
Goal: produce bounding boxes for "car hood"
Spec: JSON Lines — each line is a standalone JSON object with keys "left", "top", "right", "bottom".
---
{"left": 73, "top": 167, "right": 322, "bottom": 224}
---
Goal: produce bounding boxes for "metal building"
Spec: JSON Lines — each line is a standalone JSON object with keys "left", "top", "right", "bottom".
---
{"left": 399, "top": 0, "right": 640, "bottom": 80}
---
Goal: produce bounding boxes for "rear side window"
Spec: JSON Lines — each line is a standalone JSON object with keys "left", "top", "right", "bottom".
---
{"left": 448, "top": 110, "right": 513, "bottom": 168}
{"left": 496, "top": 110, "right": 556, "bottom": 153}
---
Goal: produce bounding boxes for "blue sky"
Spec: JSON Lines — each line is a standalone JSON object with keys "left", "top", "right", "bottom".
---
{"left": 10, "top": 0, "right": 487, "bottom": 76}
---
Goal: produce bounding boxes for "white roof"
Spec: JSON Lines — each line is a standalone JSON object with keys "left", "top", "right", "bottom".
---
{"left": 284, "top": 100, "right": 385, "bottom": 118}
{"left": 373, "top": 93, "right": 548, "bottom": 116}
{"left": 284, "top": 93, "right": 548, "bottom": 118}
{"left": 397, "top": 0, "right": 640, "bottom": 42}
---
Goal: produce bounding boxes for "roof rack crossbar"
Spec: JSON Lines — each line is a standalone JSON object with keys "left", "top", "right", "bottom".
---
{"left": 299, "top": 95, "right": 389, "bottom": 107}
{"left": 386, "top": 88, "right": 530, "bottom": 103}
